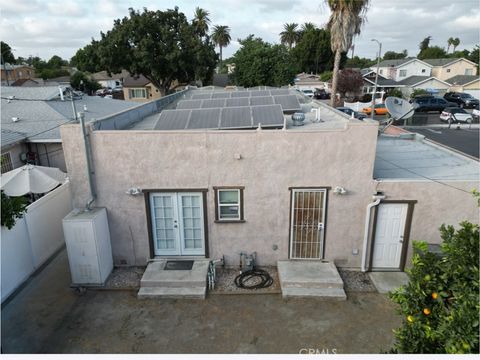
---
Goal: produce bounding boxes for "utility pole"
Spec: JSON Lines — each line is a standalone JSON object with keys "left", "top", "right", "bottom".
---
{"left": 370, "top": 39, "right": 382, "bottom": 120}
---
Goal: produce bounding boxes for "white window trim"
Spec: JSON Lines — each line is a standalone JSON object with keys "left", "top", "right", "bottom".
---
{"left": 129, "top": 88, "right": 147, "bottom": 99}
{"left": 399, "top": 69, "right": 407, "bottom": 77}
{"left": 216, "top": 188, "right": 242, "bottom": 221}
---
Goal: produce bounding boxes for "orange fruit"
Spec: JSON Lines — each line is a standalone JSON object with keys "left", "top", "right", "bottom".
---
{"left": 432, "top": 292, "right": 438, "bottom": 300}
{"left": 423, "top": 308, "right": 431, "bottom": 315}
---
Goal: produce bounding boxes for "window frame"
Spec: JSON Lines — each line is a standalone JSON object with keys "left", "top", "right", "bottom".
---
{"left": 399, "top": 69, "right": 407, "bottom": 77}
{"left": 213, "top": 186, "right": 245, "bottom": 223}
{"left": 1, "top": 152, "right": 13, "bottom": 174}
{"left": 129, "top": 88, "right": 147, "bottom": 99}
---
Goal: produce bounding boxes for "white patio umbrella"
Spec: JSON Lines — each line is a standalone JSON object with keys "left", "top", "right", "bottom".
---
{"left": 1, "top": 164, "right": 67, "bottom": 197}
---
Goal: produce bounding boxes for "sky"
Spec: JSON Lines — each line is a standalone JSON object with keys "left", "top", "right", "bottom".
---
{"left": 1, "top": 0, "right": 479, "bottom": 62}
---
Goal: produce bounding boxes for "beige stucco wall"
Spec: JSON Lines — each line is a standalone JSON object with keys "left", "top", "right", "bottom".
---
{"left": 34, "top": 143, "right": 66, "bottom": 172}
{"left": 123, "top": 83, "right": 162, "bottom": 103}
{"left": 431, "top": 60, "right": 478, "bottom": 81}
{"left": 61, "top": 122, "right": 381, "bottom": 267}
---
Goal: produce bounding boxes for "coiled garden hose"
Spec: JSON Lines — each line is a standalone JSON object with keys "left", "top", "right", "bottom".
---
{"left": 234, "top": 268, "right": 274, "bottom": 289}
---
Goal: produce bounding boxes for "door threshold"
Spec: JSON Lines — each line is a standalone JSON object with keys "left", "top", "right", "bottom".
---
{"left": 151, "top": 256, "right": 208, "bottom": 261}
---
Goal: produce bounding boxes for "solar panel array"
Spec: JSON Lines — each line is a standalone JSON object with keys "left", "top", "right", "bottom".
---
{"left": 177, "top": 94, "right": 301, "bottom": 112}
{"left": 154, "top": 105, "right": 284, "bottom": 131}
{"left": 189, "top": 88, "right": 290, "bottom": 100}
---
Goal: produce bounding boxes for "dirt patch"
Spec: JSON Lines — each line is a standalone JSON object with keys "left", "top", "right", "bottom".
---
{"left": 209, "top": 266, "right": 281, "bottom": 294}
{"left": 338, "top": 269, "right": 377, "bottom": 292}
{"left": 104, "top": 267, "right": 145, "bottom": 290}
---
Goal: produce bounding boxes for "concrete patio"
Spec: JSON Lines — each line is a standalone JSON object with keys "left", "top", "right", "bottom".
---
{"left": 369, "top": 272, "right": 409, "bottom": 294}
{"left": 1, "top": 249, "right": 402, "bottom": 354}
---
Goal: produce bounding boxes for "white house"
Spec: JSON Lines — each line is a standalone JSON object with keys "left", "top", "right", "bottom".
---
{"left": 376, "top": 58, "right": 433, "bottom": 82}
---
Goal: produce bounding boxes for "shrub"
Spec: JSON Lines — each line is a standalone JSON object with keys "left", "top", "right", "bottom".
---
{"left": 410, "top": 88, "right": 429, "bottom": 99}
{"left": 388, "top": 88, "right": 404, "bottom": 99}
{"left": 319, "top": 71, "right": 332, "bottom": 81}
{"left": 1, "top": 191, "right": 28, "bottom": 229}
{"left": 390, "top": 221, "right": 479, "bottom": 353}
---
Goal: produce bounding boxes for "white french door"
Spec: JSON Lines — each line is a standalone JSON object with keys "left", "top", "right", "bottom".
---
{"left": 372, "top": 203, "right": 407, "bottom": 269}
{"left": 150, "top": 192, "right": 205, "bottom": 256}
{"left": 289, "top": 189, "right": 327, "bottom": 259}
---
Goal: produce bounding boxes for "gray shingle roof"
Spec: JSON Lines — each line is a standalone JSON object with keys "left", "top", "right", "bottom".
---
{"left": 92, "top": 70, "right": 130, "bottom": 81}
{"left": 377, "top": 59, "right": 412, "bottom": 68}
{"left": 363, "top": 74, "right": 400, "bottom": 86}
{"left": 2, "top": 86, "right": 66, "bottom": 100}
{"left": 1, "top": 129, "right": 27, "bottom": 147}
{"left": 445, "top": 75, "right": 478, "bottom": 86}
{"left": 422, "top": 58, "right": 459, "bottom": 67}
{"left": 397, "top": 75, "right": 431, "bottom": 86}
{"left": 123, "top": 75, "right": 150, "bottom": 87}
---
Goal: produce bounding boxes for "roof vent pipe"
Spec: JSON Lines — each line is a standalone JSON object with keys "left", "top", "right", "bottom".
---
{"left": 59, "top": 86, "right": 64, "bottom": 101}
{"left": 361, "top": 193, "right": 386, "bottom": 272}
{"left": 78, "top": 111, "right": 97, "bottom": 211}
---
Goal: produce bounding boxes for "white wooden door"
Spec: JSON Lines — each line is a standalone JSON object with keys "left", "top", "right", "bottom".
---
{"left": 150, "top": 192, "right": 205, "bottom": 256}
{"left": 372, "top": 203, "right": 408, "bottom": 269}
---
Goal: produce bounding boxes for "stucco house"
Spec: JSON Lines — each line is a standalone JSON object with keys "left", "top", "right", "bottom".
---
{"left": 1, "top": 86, "right": 140, "bottom": 173}
{"left": 362, "top": 71, "right": 403, "bottom": 96}
{"left": 60, "top": 87, "right": 478, "bottom": 297}
{"left": 376, "top": 58, "right": 433, "bottom": 82}
{"left": 425, "top": 58, "right": 478, "bottom": 81}
{"left": 397, "top": 75, "right": 451, "bottom": 97}
{"left": 446, "top": 75, "right": 480, "bottom": 99}
{"left": 1, "top": 64, "right": 36, "bottom": 86}
{"left": 123, "top": 75, "right": 163, "bottom": 102}
{"left": 294, "top": 72, "right": 327, "bottom": 92}
{"left": 92, "top": 70, "right": 130, "bottom": 89}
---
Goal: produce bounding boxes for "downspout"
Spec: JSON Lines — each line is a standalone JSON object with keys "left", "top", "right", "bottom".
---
{"left": 78, "top": 111, "right": 96, "bottom": 211}
{"left": 361, "top": 193, "right": 386, "bottom": 272}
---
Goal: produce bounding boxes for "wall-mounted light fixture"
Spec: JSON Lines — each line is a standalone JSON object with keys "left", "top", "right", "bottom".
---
{"left": 333, "top": 186, "right": 347, "bottom": 195}
{"left": 126, "top": 187, "right": 143, "bottom": 196}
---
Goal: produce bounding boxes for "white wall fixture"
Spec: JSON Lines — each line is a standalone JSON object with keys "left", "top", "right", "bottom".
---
{"left": 333, "top": 186, "right": 347, "bottom": 195}
{"left": 126, "top": 187, "right": 143, "bottom": 196}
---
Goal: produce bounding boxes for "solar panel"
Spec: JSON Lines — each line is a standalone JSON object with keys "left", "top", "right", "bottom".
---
{"left": 273, "top": 95, "right": 302, "bottom": 112}
{"left": 186, "top": 108, "right": 221, "bottom": 129}
{"left": 176, "top": 99, "right": 202, "bottom": 110}
{"left": 231, "top": 91, "right": 250, "bottom": 98}
{"left": 154, "top": 110, "right": 190, "bottom": 130}
{"left": 250, "top": 90, "right": 270, "bottom": 97}
{"left": 220, "top": 107, "right": 252, "bottom": 128}
{"left": 212, "top": 92, "right": 232, "bottom": 99}
{"left": 191, "top": 93, "right": 212, "bottom": 100}
{"left": 250, "top": 96, "right": 274, "bottom": 106}
{"left": 201, "top": 99, "right": 226, "bottom": 109}
{"left": 252, "top": 105, "right": 284, "bottom": 127}
{"left": 270, "top": 89, "right": 290, "bottom": 95}
{"left": 226, "top": 97, "right": 250, "bottom": 107}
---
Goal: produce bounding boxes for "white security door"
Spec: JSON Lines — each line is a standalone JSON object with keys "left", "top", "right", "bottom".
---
{"left": 372, "top": 203, "right": 408, "bottom": 269}
{"left": 150, "top": 192, "right": 205, "bottom": 256}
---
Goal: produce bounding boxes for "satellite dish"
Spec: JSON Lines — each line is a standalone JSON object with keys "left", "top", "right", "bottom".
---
{"left": 385, "top": 97, "right": 415, "bottom": 122}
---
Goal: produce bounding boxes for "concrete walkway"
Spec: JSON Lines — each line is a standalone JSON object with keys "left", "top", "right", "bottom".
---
{"left": 2, "top": 249, "right": 402, "bottom": 354}
{"left": 369, "top": 272, "right": 409, "bottom": 294}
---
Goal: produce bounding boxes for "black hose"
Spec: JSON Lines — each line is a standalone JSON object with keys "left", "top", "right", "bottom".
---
{"left": 234, "top": 268, "right": 274, "bottom": 289}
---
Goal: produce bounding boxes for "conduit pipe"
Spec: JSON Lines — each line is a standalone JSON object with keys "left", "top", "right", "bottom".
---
{"left": 361, "top": 194, "right": 386, "bottom": 272}
{"left": 78, "top": 111, "right": 97, "bottom": 211}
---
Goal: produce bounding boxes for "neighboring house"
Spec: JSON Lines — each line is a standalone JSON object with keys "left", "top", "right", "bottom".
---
{"left": 11, "top": 78, "right": 40, "bottom": 87}
{"left": 60, "top": 88, "right": 478, "bottom": 278}
{"left": 92, "top": 70, "right": 130, "bottom": 89}
{"left": 446, "top": 75, "right": 480, "bottom": 99}
{"left": 425, "top": 58, "right": 478, "bottom": 81}
{"left": 376, "top": 58, "right": 433, "bottom": 82}
{"left": 1, "top": 86, "right": 140, "bottom": 173}
{"left": 397, "top": 75, "right": 451, "bottom": 97}
{"left": 362, "top": 71, "right": 403, "bottom": 96}
{"left": 294, "top": 72, "right": 327, "bottom": 92}
{"left": 1, "top": 64, "right": 36, "bottom": 86}
{"left": 123, "top": 75, "right": 162, "bottom": 102}
{"left": 226, "top": 63, "right": 236, "bottom": 74}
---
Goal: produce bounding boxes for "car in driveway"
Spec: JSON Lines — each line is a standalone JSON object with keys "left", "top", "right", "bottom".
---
{"left": 439, "top": 107, "right": 473, "bottom": 123}
{"left": 362, "top": 103, "right": 388, "bottom": 115}
{"left": 336, "top": 107, "right": 367, "bottom": 120}
{"left": 301, "top": 89, "right": 314, "bottom": 98}
{"left": 412, "top": 96, "right": 456, "bottom": 112}
{"left": 314, "top": 88, "right": 330, "bottom": 100}
{"left": 444, "top": 92, "right": 479, "bottom": 109}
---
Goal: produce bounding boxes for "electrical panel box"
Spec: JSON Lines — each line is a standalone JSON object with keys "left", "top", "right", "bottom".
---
{"left": 62, "top": 207, "right": 113, "bottom": 286}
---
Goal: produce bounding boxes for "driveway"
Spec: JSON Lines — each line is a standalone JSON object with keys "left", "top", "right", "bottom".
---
{"left": 1, "top": 250, "right": 401, "bottom": 354}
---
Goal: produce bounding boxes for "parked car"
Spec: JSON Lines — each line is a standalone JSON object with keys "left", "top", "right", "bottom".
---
{"left": 412, "top": 97, "right": 456, "bottom": 113}
{"left": 112, "top": 86, "right": 123, "bottom": 93}
{"left": 472, "top": 104, "right": 480, "bottom": 123}
{"left": 439, "top": 107, "right": 473, "bottom": 123}
{"left": 314, "top": 88, "right": 330, "bottom": 100}
{"left": 443, "top": 92, "right": 479, "bottom": 109}
{"left": 362, "top": 103, "right": 388, "bottom": 116}
{"left": 336, "top": 107, "right": 367, "bottom": 120}
{"left": 301, "top": 89, "right": 314, "bottom": 98}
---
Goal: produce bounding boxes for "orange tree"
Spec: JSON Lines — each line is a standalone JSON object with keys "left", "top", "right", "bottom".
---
{"left": 390, "top": 221, "right": 479, "bottom": 353}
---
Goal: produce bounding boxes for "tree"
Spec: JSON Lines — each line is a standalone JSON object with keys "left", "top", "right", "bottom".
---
{"left": 419, "top": 36, "right": 432, "bottom": 52}
{"left": 279, "top": 23, "right": 300, "bottom": 50}
{"left": 345, "top": 55, "right": 375, "bottom": 69}
{"left": 70, "top": 42, "right": 101, "bottom": 73}
{"left": 1, "top": 41, "right": 15, "bottom": 64}
{"left": 451, "top": 38, "right": 460, "bottom": 53}
{"left": 383, "top": 50, "right": 408, "bottom": 60}
{"left": 212, "top": 25, "right": 231, "bottom": 69}
{"left": 418, "top": 46, "right": 447, "bottom": 60}
{"left": 81, "top": 7, "right": 216, "bottom": 96}
{"left": 47, "top": 55, "right": 68, "bottom": 69}
{"left": 447, "top": 37, "right": 454, "bottom": 53}
{"left": 325, "top": 0, "right": 370, "bottom": 107}
{"left": 410, "top": 88, "right": 429, "bottom": 99}
{"left": 300, "top": 22, "right": 317, "bottom": 35}
{"left": 1, "top": 191, "right": 28, "bottom": 230}
{"left": 390, "top": 221, "right": 479, "bottom": 353}
{"left": 192, "top": 7, "right": 210, "bottom": 37}
{"left": 336, "top": 69, "right": 363, "bottom": 98}
{"left": 70, "top": 71, "right": 101, "bottom": 94}
{"left": 231, "top": 35, "right": 298, "bottom": 87}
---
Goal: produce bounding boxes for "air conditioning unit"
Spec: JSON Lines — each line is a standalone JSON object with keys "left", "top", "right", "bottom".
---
{"left": 62, "top": 207, "right": 113, "bottom": 286}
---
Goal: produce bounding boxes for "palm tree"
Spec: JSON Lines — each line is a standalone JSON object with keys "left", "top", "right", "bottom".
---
{"left": 279, "top": 23, "right": 299, "bottom": 50}
{"left": 452, "top": 37, "right": 460, "bottom": 53}
{"left": 326, "top": 0, "right": 370, "bottom": 107}
{"left": 212, "top": 25, "right": 231, "bottom": 68}
{"left": 301, "top": 22, "right": 317, "bottom": 33}
{"left": 447, "top": 37, "right": 454, "bottom": 53}
{"left": 192, "top": 7, "right": 210, "bottom": 37}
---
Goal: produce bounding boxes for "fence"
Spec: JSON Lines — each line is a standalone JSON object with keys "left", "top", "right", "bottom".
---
{"left": 1, "top": 181, "right": 72, "bottom": 302}
{"left": 343, "top": 99, "right": 383, "bottom": 112}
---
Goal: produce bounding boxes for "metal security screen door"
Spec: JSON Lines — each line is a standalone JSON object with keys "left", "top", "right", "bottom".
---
{"left": 150, "top": 192, "right": 205, "bottom": 256}
{"left": 290, "top": 189, "right": 327, "bottom": 259}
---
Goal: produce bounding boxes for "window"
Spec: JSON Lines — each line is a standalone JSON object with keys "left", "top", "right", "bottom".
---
{"left": 399, "top": 70, "right": 407, "bottom": 77}
{"left": 379, "top": 69, "right": 383, "bottom": 75}
{"left": 465, "top": 69, "right": 473, "bottom": 75}
{"left": 1, "top": 152, "right": 13, "bottom": 173}
{"left": 446, "top": 69, "right": 451, "bottom": 73}
{"left": 214, "top": 187, "right": 244, "bottom": 222}
{"left": 421, "top": 69, "right": 426, "bottom": 73}
{"left": 129, "top": 88, "right": 147, "bottom": 98}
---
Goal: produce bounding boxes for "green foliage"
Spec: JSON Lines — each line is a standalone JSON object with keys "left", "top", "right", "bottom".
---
{"left": 418, "top": 46, "right": 447, "bottom": 60}
{"left": 231, "top": 35, "right": 298, "bottom": 87}
{"left": 70, "top": 71, "right": 101, "bottom": 94}
{"left": 383, "top": 50, "right": 408, "bottom": 60}
{"left": 390, "top": 221, "right": 480, "bottom": 354}
{"left": 279, "top": 23, "right": 300, "bottom": 50}
{"left": 320, "top": 71, "right": 333, "bottom": 81}
{"left": 388, "top": 88, "right": 404, "bottom": 99}
{"left": 37, "top": 68, "right": 70, "bottom": 80}
{"left": 345, "top": 55, "right": 375, "bottom": 69}
{"left": 1, "top": 191, "right": 28, "bottom": 230}
{"left": 211, "top": 24, "right": 231, "bottom": 65}
{"left": 47, "top": 55, "right": 68, "bottom": 68}
{"left": 1, "top": 41, "right": 15, "bottom": 64}
{"left": 410, "top": 88, "right": 429, "bottom": 98}
{"left": 419, "top": 36, "right": 432, "bottom": 51}
{"left": 70, "top": 42, "right": 102, "bottom": 73}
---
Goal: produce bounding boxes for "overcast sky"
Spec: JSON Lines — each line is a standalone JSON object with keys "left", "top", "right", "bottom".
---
{"left": 1, "top": 0, "right": 479, "bottom": 62}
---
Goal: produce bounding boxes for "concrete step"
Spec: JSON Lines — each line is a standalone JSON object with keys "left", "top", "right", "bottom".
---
{"left": 137, "top": 286, "right": 206, "bottom": 299}
{"left": 140, "top": 279, "right": 206, "bottom": 288}
{"left": 280, "top": 280, "right": 344, "bottom": 289}
{"left": 281, "top": 286, "right": 347, "bottom": 301}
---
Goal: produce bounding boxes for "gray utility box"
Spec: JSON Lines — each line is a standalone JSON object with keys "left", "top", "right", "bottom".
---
{"left": 62, "top": 207, "right": 113, "bottom": 286}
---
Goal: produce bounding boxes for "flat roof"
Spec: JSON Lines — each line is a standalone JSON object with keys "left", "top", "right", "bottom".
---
{"left": 374, "top": 135, "right": 479, "bottom": 180}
